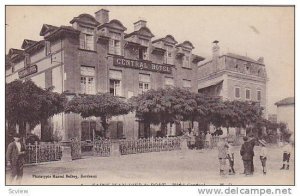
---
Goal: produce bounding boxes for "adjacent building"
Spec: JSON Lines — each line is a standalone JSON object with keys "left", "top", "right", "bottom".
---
{"left": 275, "top": 97, "right": 295, "bottom": 133}
{"left": 5, "top": 9, "right": 205, "bottom": 141}
{"left": 197, "top": 41, "right": 268, "bottom": 135}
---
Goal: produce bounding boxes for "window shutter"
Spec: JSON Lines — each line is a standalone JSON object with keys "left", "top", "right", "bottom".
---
{"left": 79, "top": 33, "right": 85, "bottom": 49}
{"left": 109, "top": 39, "right": 114, "bottom": 54}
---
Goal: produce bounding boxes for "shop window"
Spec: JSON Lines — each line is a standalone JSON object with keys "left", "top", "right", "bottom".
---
{"left": 80, "top": 66, "right": 95, "bottom": 94}
{"left": 109, "top": 70, "right": 122, "bottom": 96}
{"left": 139, "top": 73, "right": 151, "bottom": 94}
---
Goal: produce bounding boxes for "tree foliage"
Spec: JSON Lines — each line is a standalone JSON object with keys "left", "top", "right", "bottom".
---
{"left": 5, "top": 80, "right": 66, "bottom": 136}
{"left": 65, "top": 93, "right": 133, "bottom": 136}
{"left": 130, "top": 88, "right": 265, "bottom": 135}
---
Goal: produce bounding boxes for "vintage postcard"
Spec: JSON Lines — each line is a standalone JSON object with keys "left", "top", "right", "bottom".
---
{"left": 5, "top": 5, "right": 294, "bottom": 186}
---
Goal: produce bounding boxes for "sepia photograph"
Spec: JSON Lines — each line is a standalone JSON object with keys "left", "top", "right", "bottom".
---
{"left": 5, "top": 5, "right": 295, "bottom": 186}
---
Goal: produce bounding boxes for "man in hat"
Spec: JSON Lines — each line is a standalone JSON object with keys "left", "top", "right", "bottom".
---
{"left": 6, "top": 133, "right": 26, "bottom": 184}
{"left": 258, "top": 139, "right": 268, "bottom": 175}
{"left": 240, "top": 136, "right": 254, "bottom": 176}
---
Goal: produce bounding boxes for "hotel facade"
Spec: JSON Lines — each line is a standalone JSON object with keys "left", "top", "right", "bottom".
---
{"left": 5, "top": 9, "right": 205, "bottom": 141}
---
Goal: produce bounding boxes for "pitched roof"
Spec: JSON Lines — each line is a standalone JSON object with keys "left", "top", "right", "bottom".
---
{"left": 21, "top": 39, "right": 38, "bottom": 49}
{"left": 275, "top": 97, "right": 294, "bottom": 106}
{"left": 40, "top": 24, "right": 59, "bottom": 36}
{"left": 69, "top": 13, "right": 100, "bottom": 26}
{"left": 124, "top": 26, "right": 154, "bottom": 39}
{"left": 97, "top": 19, "right": 127, "bottom": 31}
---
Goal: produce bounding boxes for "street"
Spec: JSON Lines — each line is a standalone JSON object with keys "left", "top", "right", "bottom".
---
{"left": 6, "top": 145, "right": 294, "bottom": 185}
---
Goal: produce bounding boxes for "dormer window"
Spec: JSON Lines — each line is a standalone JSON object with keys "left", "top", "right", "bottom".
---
{"left": 80, "top": 27, "right": 95, "bottom": 51}
{"left": 139, "top": 48, "right": 148, "bottom": 60}
{"left": 183, "top": 54, "right": 191, "bottom": 68}
{"left": 45, "top": 41, "right": 51, "bottom": 56}
{"left": 235, "top": 64, "right": 239, "bottom": 70}
{"left": 24, "top": 54, "right": 30, "bottom": 67}
{"left": 165, "top": 45, "right": 173, "bottom": 64}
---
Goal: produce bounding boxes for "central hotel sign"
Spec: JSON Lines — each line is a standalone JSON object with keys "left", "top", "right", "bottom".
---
{"left": 113, "top": 57, "right": 172, "bottom": 74}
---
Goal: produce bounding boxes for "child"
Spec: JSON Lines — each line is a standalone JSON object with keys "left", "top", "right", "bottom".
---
{"left": 227, "top": 143, "right": 235, "bottom": 175}
{"left": 217, "top": 134, "right": 229, "bottom": 176}
{"left": 280, "top": 141, "right": 292, "bottom": 170}
{"left": 258, "top": 139, "right": 267, "bottom": 175}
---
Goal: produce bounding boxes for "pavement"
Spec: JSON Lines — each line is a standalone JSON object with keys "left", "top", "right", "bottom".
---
{"left": 6, "top": 145, "right": 294, "bottom": 185}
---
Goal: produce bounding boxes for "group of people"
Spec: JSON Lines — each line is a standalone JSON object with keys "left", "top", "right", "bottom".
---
{"left": 217, "top": 134, "right": 292, "bottom": 176}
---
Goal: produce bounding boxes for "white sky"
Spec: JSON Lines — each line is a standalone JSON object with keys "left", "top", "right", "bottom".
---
{"left": 5, "top": 6, "right": 294, "bottom": 114}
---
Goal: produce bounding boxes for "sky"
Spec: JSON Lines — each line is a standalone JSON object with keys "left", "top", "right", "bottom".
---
{"left": 5, "top": 6, "right": 294, "bottom": 114}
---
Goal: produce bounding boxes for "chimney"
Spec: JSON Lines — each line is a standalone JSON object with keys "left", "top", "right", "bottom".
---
{"left": 134, "top": 20, "right": 147, "bottom": 31}
{"left": 257, "top": 57, "right": 264, "bottom": 63}
{"left": 212, "top": 40, "right": 220, "bottom": 59}
{"left": 212, "top": 40, "right": 220, "bottom": 71}
{"left": 95, "top": 9, "right": 109, "bottom": 25}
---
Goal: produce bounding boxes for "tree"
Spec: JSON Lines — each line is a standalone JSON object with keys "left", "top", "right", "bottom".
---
{"left": 130, "top": 88, "right": 204, "bottom": 136}
{"left": 5, "top": 80, "right": 66, "bottom": 140}
{"left": 65, "top": 93, "right": 133, "bottom": 138}
{"left": 208, "top": 100, "right": 264, "bottom": 135}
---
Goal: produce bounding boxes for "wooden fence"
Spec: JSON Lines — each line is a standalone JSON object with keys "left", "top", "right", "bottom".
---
{"left": 25, "top": 143, "right": 62, "bottom": 164}
{"left": 119, "top": 137, "right": 181, "bottom": 155}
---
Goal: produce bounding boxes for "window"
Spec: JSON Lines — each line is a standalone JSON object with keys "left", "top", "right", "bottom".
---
{"left": 235, "top": 64, "right": 239, "bottom": 71}
{"left": 109, "top": 70, "right": 122, "bottom": 96}
{"left": 24, "top": 54, "right": 30, "bottom": 67}
{"left": 138, "top": 48, "right": 148, "bottom": 60}
{"left": 139, "top": 73, "right": 151, "bottom": 94}
{"left": 109, "top": 39, "right": 121, "bottom": 55}
{"left": 183, "top": 79, "right": 192, "bottom": 89}
{"left": 80, "top": 27, "right": 94, "bottom": 50}
{"left": 113, "top": 40, "right": 121, "bottom": 55}
{"left": 165, "top": 45, "right": 173, "bottom": 64}
{"left": 245, "top": 88, "right": 251, "bottom": 100}
{"left": 235, "top": 87, "right": 241, "bottom": 99}
{"left": 257, "top": 90, "right": 262, "bottom": 101}
{"left": 80, "top": 66, "right": 95, "bottom": 94}
{"left": 183, "top": 53, "right": 191, "bottom": 68}
{"left": 45, "top": 41, "right": 51, "bottom": 56}
{"left": 165, "top": 77, "right": 174, "bottom": 88}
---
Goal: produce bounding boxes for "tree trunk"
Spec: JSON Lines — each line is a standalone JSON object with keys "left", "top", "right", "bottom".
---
{"left": 161, "top": 122, "right": 167, "bottom": 137}
{"left": 41, "top": 118, "right": 53, "bottom": 142}
{"left": 101, "top": 116, "right": 108, "bottom": 138}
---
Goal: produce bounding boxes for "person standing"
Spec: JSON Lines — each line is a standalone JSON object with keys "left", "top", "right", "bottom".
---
{"left": 227, "top": 143, "right": 235, "bottom": 175}
{"left": 240, "top": 136, "right": 254, "bottom": 176}
{"left": 217, "top": 135, "right": 229, "bottom": 176}
{"left": 258, "top": 139, "right": 268, "bottom": 175}
{"left": 6, "top": 133, "right": 26, "bottom": 185}
{"left": 280, "top": 141, "right": 292, "bottom": 170}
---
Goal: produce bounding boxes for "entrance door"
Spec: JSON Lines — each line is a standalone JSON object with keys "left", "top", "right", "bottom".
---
{"left": 81, "top": 121, "right": 95, "bottom": 141}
